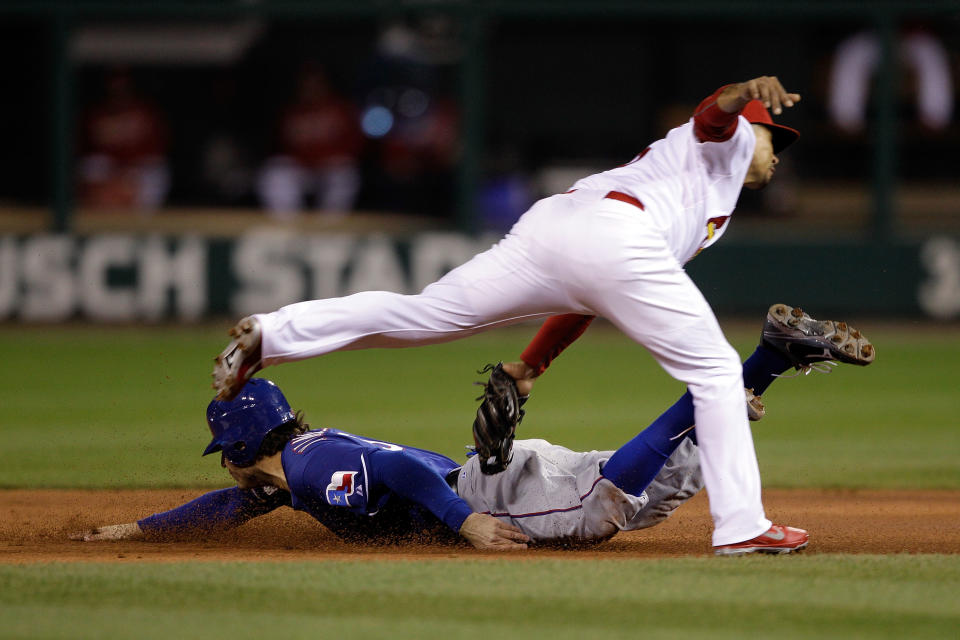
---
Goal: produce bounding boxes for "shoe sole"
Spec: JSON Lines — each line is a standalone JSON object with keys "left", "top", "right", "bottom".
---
{"left": 746, "top": 388, "right": 765, "bottom": 421}
{"left": 764, "top": 303, "right": 875, "bottom": 366}
{"left": 212, "top": 317, "right": 262, "bottom": 401}
{"left": 714, "top": 540, "right": 809, "bottom": 556}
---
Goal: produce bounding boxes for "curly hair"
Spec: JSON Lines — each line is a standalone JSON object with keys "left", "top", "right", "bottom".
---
{"left": 256, "top": 410, "right": 310, "bottom": 461}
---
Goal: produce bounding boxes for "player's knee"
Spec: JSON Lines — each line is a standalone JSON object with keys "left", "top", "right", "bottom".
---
{"left": 689, "top": 348, "right": 743, "bottom": 397}
{"left": 704, "top": 343, "right": 741, "bottom": 376}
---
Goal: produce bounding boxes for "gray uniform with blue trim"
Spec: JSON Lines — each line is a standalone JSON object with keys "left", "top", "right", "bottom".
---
{"left": 455, "top": 438, "right": 702, "bottom": 543}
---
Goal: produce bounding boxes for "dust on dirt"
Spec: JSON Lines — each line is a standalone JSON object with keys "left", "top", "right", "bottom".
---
{"left": 3, "top": 488, "right": 959, "bottom": 563}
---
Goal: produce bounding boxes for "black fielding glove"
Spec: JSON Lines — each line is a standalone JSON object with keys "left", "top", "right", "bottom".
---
{"left": 472, "top": 363, "right": 525, "bottom": 475}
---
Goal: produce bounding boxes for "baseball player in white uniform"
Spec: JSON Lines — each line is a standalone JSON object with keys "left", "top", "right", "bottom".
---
{"left": 213, "top": 77, "right": 807, "bottom": 553}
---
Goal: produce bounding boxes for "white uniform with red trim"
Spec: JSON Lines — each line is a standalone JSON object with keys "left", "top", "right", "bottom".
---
{"left": 569, "top": 117, "right": 754, "bottom": 264}
{"left": 456, "top": 438, "right": 703, "bottom": 543}
{"left": 255, "top": 108, "right": 771, "bottom": 546}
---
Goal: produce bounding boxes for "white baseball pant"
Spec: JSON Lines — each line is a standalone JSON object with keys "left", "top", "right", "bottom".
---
{"left": 255, "top": 190, "right": 772, "bottom": 545}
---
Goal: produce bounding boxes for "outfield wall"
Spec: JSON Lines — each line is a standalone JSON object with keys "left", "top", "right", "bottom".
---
{"left": 1, "top": 232, "right": 958, "bottom": 322}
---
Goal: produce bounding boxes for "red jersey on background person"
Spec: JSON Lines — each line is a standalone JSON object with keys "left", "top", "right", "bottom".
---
{"left": 365, "top": 92, "right": 460, "bottom": 216}
{"left": 380, "top": 95, "right": 459, "bottom": 180}
{"left": 257, "top": 64, "right": 363, "bottom": 219}
{"left": 78, "top": 68, "right": 170, "bottom": 212}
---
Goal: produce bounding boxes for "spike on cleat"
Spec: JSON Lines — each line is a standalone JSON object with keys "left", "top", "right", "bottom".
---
{"left": 211, "top": 316, "right": 264, "bottom": 401}
{"left": 761, "top": 303, "right": 875, "bottom": 369}
{"left": 745, "top": 387, "right": 765, "bottom": 421}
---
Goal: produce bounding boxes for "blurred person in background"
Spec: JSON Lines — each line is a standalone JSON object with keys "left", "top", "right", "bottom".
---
{"left": 829, "top": 24, "right": 954, "bottom": 134}
{"left": 78, "top": 67, "right": 170, "bottom": 212}
{"left": 358, "top": 16, "right": 461, "bottom": 216}
{"left": 198, "top": 72, "right": 257, "bottom": 207}
{"left": 256, "top": 62, "right": 363, "bottom": 219}
{"left": 373, "top": 91, "right": 459, "bottom": 215}
{"left": 478, "top": 143, "right": 536, "bottom": 231}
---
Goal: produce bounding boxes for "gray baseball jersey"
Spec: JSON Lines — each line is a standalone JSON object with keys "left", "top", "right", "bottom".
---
{"left": 455, "top": 438, "right": 702, "bottom": 544}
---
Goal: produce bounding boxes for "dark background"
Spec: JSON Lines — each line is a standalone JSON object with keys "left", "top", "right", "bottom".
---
{"left": 1, "top": 8, "right": 958, "bottom": 226}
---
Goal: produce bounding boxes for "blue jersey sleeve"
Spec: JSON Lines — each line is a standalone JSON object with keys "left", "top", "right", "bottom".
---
{"left": 137, "top": 486, "right": 290, "bottom": 536}
{"left": 366, "top": 448, "right": 473, "bottom": 533}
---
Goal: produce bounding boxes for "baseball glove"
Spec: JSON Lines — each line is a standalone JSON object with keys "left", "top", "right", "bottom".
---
{"left": 472, "top": 362, "right": 526, "bottom": 475}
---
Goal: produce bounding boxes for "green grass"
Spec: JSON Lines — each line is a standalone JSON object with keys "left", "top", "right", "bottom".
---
{"left": 1, "top": 555, "right": 958, "bottom": 639}
{"left": 0, "top": 322, "right": 957, "bottom": 488}
{"left": 1, "top": 323, "right": 958, "bottom": 639}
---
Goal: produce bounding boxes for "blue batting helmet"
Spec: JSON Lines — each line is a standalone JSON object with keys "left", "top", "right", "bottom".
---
{"left": 203, "top": 378, "right": 296, "bottom": 467}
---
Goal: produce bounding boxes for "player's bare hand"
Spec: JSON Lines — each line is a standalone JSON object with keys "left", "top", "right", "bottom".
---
{"left": 501, "top": 361, "right": 536, "bottom": 396}
{"left": 70, "top": 522, "right": 142, "bottom": 542}
{"left": 460, "top": 513, "right": 530, "bottom": 550}
{"left": 721, "top": 76, "right": 801, "bottom": 115}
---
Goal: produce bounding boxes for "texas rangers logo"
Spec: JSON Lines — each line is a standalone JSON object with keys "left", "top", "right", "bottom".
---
{"left": 326, "top": 471, "right": 358, "bottom": 506}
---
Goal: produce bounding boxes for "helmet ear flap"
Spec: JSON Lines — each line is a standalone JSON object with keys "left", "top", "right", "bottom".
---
{"left": 227, "top": 440, "right": 248, "bottom": 466}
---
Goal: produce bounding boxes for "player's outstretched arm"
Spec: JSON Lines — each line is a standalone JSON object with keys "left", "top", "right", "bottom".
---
{"left": 70, "top": 522, "right": 142, "bottom": 542}
{"left": 459, "top": 513, "right": 530, "bottom": 550}
{"left": 504, "top": 313, "right": 596, "bottom": 394}
{"left": 71, "top": 487, "right": 289, "bottom": 542}
{"left": 717, "top": 76, "right": 801, "bottom": 115}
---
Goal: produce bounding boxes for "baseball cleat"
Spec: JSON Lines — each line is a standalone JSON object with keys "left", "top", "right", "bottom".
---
{"left": 714, "top": 524, "right": 809, "bottom": 556}
{"left": 212, "top": 316, "right": 263, "bottom": 401}
{"left": 761, "top": 303, "right": 875, "bottom": 371}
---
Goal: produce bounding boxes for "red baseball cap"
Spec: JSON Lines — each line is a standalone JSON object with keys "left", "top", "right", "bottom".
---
{"left": 742, "top": 99, "right": 799, "bottom": 154}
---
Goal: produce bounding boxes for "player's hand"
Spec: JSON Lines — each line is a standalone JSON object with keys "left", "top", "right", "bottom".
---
{"left": 70, "top": 522, "right": 142, "bottom": 542}
{"left": 501, "top": 361, "right": 536, "bottom": 396}
{"left": 721, "top": 76, "right": 801, "bottom": 115}
{"left": 459, "top": 513, "right": 530, "bottom": 550}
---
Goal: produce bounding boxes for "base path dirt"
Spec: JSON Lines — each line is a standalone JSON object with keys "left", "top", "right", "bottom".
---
{"left": 2, "top": 489, "right": 959, "bottom": 563}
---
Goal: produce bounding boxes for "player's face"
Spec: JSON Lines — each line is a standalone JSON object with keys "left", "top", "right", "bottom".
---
{"left": 222, "top": 455, "right": 260, "bottom": 489}
{"left": 743, "top": 125, "right": 778, "bottom": 190}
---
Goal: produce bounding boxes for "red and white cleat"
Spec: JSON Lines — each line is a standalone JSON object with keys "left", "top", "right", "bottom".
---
{"left": 212, "top": 316, "right": 263, "bottom": 401}
{"left": 714, "top": 524, "right": 809, "bottom": 556}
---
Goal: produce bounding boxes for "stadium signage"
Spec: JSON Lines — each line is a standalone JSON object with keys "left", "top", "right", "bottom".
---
{"left": 0, "top": 233, "right": 956, "bottom": 321}
{"left": 0, "top": 234, "right": 207, "bottom": 321}
{"left": 0, "top": 231, "right": 498, "bottom": 322}
{"left": 918, "top": 236, "right": 960, "bottom": 320}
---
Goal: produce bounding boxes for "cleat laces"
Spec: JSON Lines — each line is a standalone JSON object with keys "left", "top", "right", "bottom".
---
{"left": 774, "top": 360, "right": 839, "bottom": 378}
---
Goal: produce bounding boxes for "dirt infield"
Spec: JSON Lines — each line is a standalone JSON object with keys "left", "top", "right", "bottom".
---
{"left": 2, "top": 488, "right": 959, "bottom": 563}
